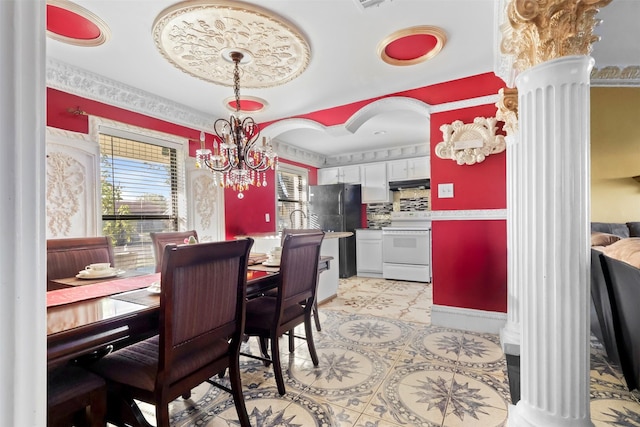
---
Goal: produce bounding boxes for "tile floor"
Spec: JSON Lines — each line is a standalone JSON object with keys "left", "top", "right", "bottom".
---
{"left": 132, "top": 276, "right": 640, "bottom": 426}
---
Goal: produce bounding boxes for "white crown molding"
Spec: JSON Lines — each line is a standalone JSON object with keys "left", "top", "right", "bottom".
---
{"left": 323, "top": 143, "right": 429, "bottom": 167}
{"left": 430, "top": 95, "right": 500, "bottom": 114}
{"left": 430, "top": 209, "right": 507, "bottom": 221}
{"left": 272, "top": 141, "right": 326, "bottom": 168}
{"left": 46, "top": 58, "right": 212, "bottom": 131}
{"left": 591, "top": 65, "right": 640, "bottom": 87}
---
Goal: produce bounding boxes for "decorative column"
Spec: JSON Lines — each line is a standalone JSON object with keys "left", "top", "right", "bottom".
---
{"left": 497, "top": 1, "right": 612, "bottom": 426}
{"left": 0, "top": 1, "right": 47, "bottom": 426}
{"left": 497, "top": 87, "right": 522, "bottom": 357}
{"left": 510, "top": 54, "right": 594, "bottom": 427}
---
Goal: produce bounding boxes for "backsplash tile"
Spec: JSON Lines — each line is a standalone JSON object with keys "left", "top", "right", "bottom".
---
{"left": 365, "top": 189, "right": 430, "bottom": 228}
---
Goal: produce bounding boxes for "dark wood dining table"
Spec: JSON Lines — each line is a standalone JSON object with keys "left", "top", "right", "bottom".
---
{"left": 47, "top": 256, "right": 332, "bottom": 368}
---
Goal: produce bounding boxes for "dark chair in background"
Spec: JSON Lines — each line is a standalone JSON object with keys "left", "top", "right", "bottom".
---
{"left": 47, "top": 237, "right": 115, "bottom": 290}
{"left": 149, "top": 230, "right": 198, "bottom": 273}
{"left": 601, "top": 254, "right": 640, "bottom": 392}
{"left": 242, "top": 231, "right": 324, "bottom": 395}
{"left": 281, "top": 228, "right": 323, "bottom": 331}
{"left": 47, "top": 364, "right": 106, "bottom": 427}
{"left": 591, "top": 249, "right": 620, "bottom": 366}
{"left": 89, "top": 238, "right": 253, "bottom": 427}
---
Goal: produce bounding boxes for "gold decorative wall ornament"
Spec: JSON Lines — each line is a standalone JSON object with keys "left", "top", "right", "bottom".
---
{"left": 495, "top": 87, "right": 519, "bottom": 143}
{"left": 500, "top": 0, "right": 612, "bottom": 73}
{"left": 435, "top": 117, "right": 506, "bottom": 166}
{"left": 152, "top": 0, "right": 310, "bottom": 88}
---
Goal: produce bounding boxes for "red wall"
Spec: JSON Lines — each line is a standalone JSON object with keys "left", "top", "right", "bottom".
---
{"left": 429, "top": 104, "right": 507, "bottom": 313}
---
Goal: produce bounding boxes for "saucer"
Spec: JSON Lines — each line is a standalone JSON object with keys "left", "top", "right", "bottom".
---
{"left": 76, "top": 268, "right": 122, "bottom": 279}
{"left": 146, "top": 282, "right": 161, "bottom": 294}
{"left": 262, "top": 260, "right": 280, "bottom": 267}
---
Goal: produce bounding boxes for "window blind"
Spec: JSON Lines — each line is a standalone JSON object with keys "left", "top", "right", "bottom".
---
{"left": 100, "top": 134, "right": 181, "bottom": 271}
{"left": 276, "top": 167, "right": 308, "bottom": 230}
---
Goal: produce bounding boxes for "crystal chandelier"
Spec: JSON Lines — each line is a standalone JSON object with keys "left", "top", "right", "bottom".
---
{"left": 195, "top": 51, "right": 277, "bottom": 199}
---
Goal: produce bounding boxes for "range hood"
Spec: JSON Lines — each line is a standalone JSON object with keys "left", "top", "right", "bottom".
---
{"left": 388, "top": 179, "right": 430, "bottom": 191}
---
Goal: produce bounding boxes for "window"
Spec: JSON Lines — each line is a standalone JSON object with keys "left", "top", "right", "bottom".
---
{"left": 276, "top": 164, "right": 309, "bottom": 231}
{"left": 100, "top": 132, "right": 184, "bottom": 271}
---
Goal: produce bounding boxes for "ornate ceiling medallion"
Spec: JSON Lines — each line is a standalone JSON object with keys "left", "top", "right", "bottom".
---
{"left": 378, "top": 26, "right": 446, "bottom": 66}
{"left": 46, "top": 0, "right": 111, "bottom": 47}
{"left": 152, "top": 0, "right": 311, "bottom": 88}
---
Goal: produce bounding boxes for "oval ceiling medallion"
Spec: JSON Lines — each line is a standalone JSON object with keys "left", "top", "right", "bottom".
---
{"left": 46, "top": 0, "right": 111, "bottom": 47}
{"left": 224, "top": 95, "right": 268, "bottom": 113}
{"left": 152, "top": 0, "right": 311, "bottom": 88}
{"left": 378, "top": 26, "right": 446, "bottom": 66}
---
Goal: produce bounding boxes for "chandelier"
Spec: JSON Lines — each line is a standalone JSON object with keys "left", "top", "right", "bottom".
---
{"left": 195, "top": 51, "right": 278, "bottom": 199}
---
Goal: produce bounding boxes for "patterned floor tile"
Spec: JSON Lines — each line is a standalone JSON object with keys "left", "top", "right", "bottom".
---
{"left": 106, "top": 275, "right": 640, "bottom": 426}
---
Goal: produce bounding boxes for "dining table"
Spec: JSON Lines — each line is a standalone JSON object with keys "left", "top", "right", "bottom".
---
{"left": 47, "top": 255, "right": 332, "bottom": 368}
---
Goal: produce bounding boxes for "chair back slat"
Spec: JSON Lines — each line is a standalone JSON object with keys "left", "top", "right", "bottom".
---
{"left": 277, "top": 232, "right": 324, "bottom": 321}
{"left": 150, "top": 230, "right": 199, "bottom": 273}
{"left": 157, "top": 238, "right": 253, "bottom": 381}
{"left": 47, "top": 237, "right": 115, "bottom": 287}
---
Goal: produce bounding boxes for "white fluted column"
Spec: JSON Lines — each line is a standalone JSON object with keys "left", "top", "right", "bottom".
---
{"left": 508, "top": 56, "right": 593, "bottom": 427}
{"left": 0, "top": 1, "right": 47, "bottom": 426}
{"left": 501, "top": 132, "right": 522, "bottom": 356}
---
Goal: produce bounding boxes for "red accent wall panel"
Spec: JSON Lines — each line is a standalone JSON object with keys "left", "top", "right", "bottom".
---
{"left": 432, "top": 220, "right": 507, "bottom": 312}
{"left": 430, "top": 105, "right": 507, "bottom": 211}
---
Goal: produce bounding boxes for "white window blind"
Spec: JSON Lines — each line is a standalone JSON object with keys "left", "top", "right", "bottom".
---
{"left": 276, "top": 166, "right": 309, "bottom": 231}
{"left": 100, "top": 133, "right": 182, "bottom": 271}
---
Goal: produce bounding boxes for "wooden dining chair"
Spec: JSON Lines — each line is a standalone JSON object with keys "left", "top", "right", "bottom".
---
{"left": 47, "top": 364, "right": 107, "bottom": 427}
{"left": 281, "top": 228, "right": 323, "bottom": 331}
{"left": 89, "top": 238, "right": 253, "bottom": 427}
{"left": 47, "top": 237, "right": 115, "bottom": 290}
{"left": 242, "top": 231, "right": 325, "bottom": 395}
{"left": 149, "top": 230, "right": 198, "bottom": 273}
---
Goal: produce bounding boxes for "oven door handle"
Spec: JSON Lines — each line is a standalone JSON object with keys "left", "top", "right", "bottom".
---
{"left": 338, "top": 190, "right": 343, "bottom": 216}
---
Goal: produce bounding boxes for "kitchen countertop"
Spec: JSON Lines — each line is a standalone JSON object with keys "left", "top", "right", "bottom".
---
{"left": 236, "top": 231, "right": 353, "bottom": 240}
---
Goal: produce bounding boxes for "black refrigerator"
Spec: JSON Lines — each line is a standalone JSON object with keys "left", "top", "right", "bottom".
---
{"left": 308, "top": 183, "right": 362, "bottom": 278}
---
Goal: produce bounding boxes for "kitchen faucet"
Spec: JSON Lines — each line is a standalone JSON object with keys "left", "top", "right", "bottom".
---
{"left": 289, "top": 209, "right": 307, "bottom": 228}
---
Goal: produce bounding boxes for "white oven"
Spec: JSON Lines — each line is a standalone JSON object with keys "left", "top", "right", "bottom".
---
{"left": 382, "top": 212, "right": 431, "bottom": 282}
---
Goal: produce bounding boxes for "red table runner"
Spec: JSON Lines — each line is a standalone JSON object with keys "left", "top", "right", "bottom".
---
{"left": 47, "top": 273, "right": 160, "bottom": 308}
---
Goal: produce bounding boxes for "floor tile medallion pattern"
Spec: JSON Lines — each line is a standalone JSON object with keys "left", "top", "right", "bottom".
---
{"left": 120, "top": 277, "right": 639, "bottom": 426}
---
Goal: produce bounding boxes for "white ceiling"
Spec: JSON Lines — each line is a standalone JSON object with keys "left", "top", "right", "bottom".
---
{"left": 46, "top": 0, "right": 639, "bottom": 162}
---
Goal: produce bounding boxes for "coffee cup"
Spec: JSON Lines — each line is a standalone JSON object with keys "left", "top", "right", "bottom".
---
{"left": 85, "top": 262, "right": 111, "bottom": 271}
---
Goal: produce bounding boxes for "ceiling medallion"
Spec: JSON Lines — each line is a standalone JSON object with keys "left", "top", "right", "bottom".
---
{"left": 152, "top": 0, "right": 311, "bottom": 88}
{"left": 46, "top": 0, "right": 111, "bottom": 47}
{"left": 378, "top": 26, "right": 446, "bottom": 66}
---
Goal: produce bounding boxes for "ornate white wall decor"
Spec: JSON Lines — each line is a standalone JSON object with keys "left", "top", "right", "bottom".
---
{"left": 46, "top": 127, "right": 100, "bottom": 238}
{"left": 186, "top": 164, "right": 224, "bottom": 243}
{"left": 46, "top": 152, "right": 85, "bottom": 236}
{"left": 435, "top": 117, "right": 506, "bottom": 165}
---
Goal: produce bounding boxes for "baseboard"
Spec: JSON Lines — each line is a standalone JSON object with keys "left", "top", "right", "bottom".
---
{"left": 431, "top": 304, "right": 507, "bottom": 334}
{"left": 356, "top": 272, "right": 383, "bottom": 278}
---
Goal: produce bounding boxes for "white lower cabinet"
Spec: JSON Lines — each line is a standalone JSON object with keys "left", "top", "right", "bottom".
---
{"left": 356, "top": 229, "right": 383, "bottom": 277}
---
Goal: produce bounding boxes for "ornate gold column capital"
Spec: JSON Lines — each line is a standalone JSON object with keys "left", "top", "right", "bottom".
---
{"left": 500, "top": 0, "right": 612, "bottom": 72}
{"left": 495, "top": 87, "right": 519, "bottom": 142}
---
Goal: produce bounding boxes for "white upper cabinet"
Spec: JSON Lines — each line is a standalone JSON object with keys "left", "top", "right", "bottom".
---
{"left": 361, "top": 162, "right": 390, "bottom": 203}
{"left": 317, "top": 165, "right": 361, "bottom": 185}
{"left": 386, "top": 156, "right": 430, "bottom": 181}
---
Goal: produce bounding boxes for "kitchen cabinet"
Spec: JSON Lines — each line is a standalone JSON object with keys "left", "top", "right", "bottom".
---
{"left": 317, "top": 165, "right": 361, "bottom": 185}
{"left": 356, "top": 229, "right": 383, "bottom": 277}
{"left": 387, "top": 156, "right": 430, "bottom": 181}
{"left": 360, "top": 162, "right": 390, "bottom": 203}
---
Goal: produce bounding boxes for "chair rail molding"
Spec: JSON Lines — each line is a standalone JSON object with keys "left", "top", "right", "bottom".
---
{"left": 435, "top": 117, "right": 506, "bottom": 165}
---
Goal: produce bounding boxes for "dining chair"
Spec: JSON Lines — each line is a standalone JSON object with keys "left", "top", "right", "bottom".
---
{"left": 600, "top": 253, "right": 640, "bottom": 392}
{"left": 281, "top": 228, "right": 324, "bottom": 331}
{"left": 47, "top": 237, "right": 115, "bottom": 290}
{"left": 47, "top": 364, "right": 107, "bottom": 427}
{"left": 242, "top": 231, "right": 325, "bottom": 395}
{"left": 591, "top": 249, "right": 620, "bottom": 366}
{"left": 149, "top": 230, "right": 198, "bottom": 273}
{"left": 89, "top": 238, "right": 253, "bottom": 427}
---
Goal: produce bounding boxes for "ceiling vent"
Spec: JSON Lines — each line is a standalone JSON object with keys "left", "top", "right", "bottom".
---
{"left": 353, "top": 0, "right": 391, "bottom": 10}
